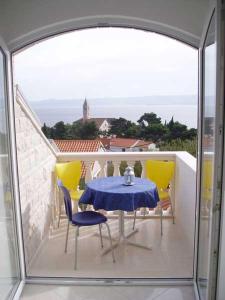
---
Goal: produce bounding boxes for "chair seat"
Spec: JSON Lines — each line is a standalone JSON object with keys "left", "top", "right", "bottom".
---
{"left": 71, "top": 211, "right": 107, "bottom": 226}
{"left": 70, "top": 190, "right": 84, "bottom": 201}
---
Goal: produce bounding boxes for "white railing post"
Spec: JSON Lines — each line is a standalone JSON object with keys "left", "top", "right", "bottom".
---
{"left": 113, "top": 161, "right": 121, "bottom": 176}
{"left": 52, "top": 170, "right": 58, "bottom": 229}
{"left": 84, "top": 161, "right": 93, "bottom": 182}
{"left": 127, "top": 160, "right": 135, "bottom": 168}
{"left": 169, "top": 177, "right": 176, "bottom": 216}
{"left": 98, "top": 160, "right": 106, "bottom": 177}
{"left": 140, "top": 160, "right": 146, "bottom": 178}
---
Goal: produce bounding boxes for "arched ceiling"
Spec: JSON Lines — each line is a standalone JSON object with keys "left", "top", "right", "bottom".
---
{"left": 0, "top": 0, "right": 213, "bottom": 51}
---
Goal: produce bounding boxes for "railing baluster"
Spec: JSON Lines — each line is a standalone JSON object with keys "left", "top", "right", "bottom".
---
{"left": 113, "top": 161, "right": 121, "bottom": 176}
{"left": 127, "top": 160, "right": 135, "bottom": 168}
{"left": 140, "top": 160, "right": 146, "bottom": 178}
{"left": 52, "top": 170, "right": 58, "bottom": 229}
{"left": 99, "top": 160, "right": 106, "bottom": 177}
{"left": 84, "top": 161, "right": 93, "bottom": 182}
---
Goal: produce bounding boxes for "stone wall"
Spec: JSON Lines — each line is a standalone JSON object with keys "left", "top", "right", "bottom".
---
{"left": 15, "top": 89, "right": 57, "bottom": 267}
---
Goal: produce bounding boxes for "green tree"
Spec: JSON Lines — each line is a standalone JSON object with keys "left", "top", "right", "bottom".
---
{"left": 125, "top": 123, "right": 140, "bottom": 138}
{"left": 109, "top": 118, "right": 138, "bottom": 138}
{"left": 41, "top": 111, "right": 197, "bottom": 145}
{"left": 186, "top": 127, "right": 197, "bottom": 140}
{"left": 98, "top": 130, "right": 110, "bottom": 137}
{"left": 141, "top": 123, "right": 168, "bottom": 142}
{"left": 41, "top": 123, "right": 52, "bottom": 138}
{"left": 51, "top": 121, "right": 67, "bottom": 139}
{"left": 159, "top": 138, "right": 197, "bottom": 157}
{"left": 165, "top": 119, "right": 196, "bottom": 141}
{"left": 167, "top": 116, "right": 174, "bottom": 131}
{"left": 69, "top": 121, "right": 82, "bottom": 139}
{"left": 138, "top": 113, "right": 162, "bottom": 127}
{"left": 79, "top": 121, "right": 99, "bottom": 139}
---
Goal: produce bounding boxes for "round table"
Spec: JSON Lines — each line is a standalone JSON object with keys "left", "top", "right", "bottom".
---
{"left": 79, "top": 176, "right": 159, "bottom": 253}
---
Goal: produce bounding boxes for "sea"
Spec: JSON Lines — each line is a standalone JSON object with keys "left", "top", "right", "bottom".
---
{"left": 30, "top": 96, "right": 198, "bottom": 128}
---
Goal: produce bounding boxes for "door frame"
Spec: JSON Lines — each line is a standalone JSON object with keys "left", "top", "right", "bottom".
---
{"left": 214, "top": 0, "right": 225, "bottom": 299}
{"left": 196, "top": 1, "right": 225, "bottom": 299}
{"left": 0, "top": 37, "right": 25, "bottom": 298}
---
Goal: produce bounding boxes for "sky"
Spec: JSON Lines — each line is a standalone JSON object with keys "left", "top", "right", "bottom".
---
{"left": 13, "top": 28, "right": 198, "bottom": 102}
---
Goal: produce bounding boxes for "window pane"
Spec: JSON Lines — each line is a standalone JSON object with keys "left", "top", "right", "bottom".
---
{"left": 0, "top": 49, "right": 20, "bottom": 299}
{"left": 197, "top": 13, "right": 216, "bottom": 300}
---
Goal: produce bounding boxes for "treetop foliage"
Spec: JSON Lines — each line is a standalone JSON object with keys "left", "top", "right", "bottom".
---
{"left": 41, "top": 113, "right": 197, "bottom": 154}
{"left": 42, "top": 120, "right": 98, "bottom": 140}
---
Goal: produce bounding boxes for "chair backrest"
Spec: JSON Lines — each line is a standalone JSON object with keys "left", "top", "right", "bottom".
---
{"left": 57, "top": 179, "right": 73, "bottom": 221}
{"left": 203, "top": 159, "right": 213, "bottom": 201}
{"left": 55, "top": 161, "right": 82, "bottom": 191}
{"left": 203, "top": 160, "right": 213, "bottom": 190}
{"left": 145, "top": 160, "right": 175, "bottom": 190}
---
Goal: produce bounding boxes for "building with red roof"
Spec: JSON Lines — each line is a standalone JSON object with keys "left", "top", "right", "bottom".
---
{"left": 100, "top": 137, "right": 157, "bottom": 152}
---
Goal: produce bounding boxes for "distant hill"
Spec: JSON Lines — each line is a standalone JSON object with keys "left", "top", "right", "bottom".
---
{"left": 28, "top": 95, "right": 198, "bottom": 128}
{"left": 31, "top": 95, "right": 197, "bottom": 108}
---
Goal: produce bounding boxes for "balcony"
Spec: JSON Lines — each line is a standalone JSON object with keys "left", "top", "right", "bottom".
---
{"left": 15, "top": 87, "right": 196, "bottom": 279}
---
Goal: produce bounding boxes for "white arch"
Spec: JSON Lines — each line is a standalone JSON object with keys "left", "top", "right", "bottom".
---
{"left": 0, "top": 0, "right": 212, "bottom": 51}
{"left": 11, "top": 16, "right": 200, "bottom": 52}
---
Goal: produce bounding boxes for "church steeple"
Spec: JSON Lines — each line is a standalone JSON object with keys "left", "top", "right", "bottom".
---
{"left": 83, "top": 98, "right": 90, "bottom": 121}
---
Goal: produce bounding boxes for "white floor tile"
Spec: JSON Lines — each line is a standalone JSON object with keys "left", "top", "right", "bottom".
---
{"left": 20, "top": 284, "right": 196, "bottom": 300}
{"left": 27, "top": 218, "right": 194, "bottom": 278}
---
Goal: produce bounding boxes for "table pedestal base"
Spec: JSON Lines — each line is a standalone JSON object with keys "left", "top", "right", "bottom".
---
{"left": 101, "top": 230, "right": 152, "bottom": 255}
{"left": 95, "top": 210, "right": 152, "bottom": 255}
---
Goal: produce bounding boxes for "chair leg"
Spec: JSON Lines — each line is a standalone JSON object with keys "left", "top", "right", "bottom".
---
{"left": 105, "top": 222, "right": 115, "bottom": 263}
{"left": 133, "top": 210, "right": 137, "bottom": 230}
{"left": 73, "top": 200, "right": 79, "bottom": 213}
{"left": 58, "top": 203, "right": 62, "bottom": 228}
{"left": 65, "top": 220, "right": 70, "bottom": 253}
{"left": 170, "top": 198, "right": 175, "bottom": 224}
{"left": 160, "top": 204, "right": 163, "bottom": 236}
{"left": 143, "top": 207, "right": 146, "bottom": 217}
{"left": 74, "top": 226, "right": 79, "bottom": 270}
{"left": 99, "top": 224, "right": 104, "bottom": 248}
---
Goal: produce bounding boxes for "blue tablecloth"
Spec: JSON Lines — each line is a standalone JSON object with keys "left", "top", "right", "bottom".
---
{"left": 79, "top": 176, "right": 159, "bottom": 211}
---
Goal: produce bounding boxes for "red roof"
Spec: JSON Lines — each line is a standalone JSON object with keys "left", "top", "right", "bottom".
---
{"left": 99, "top": 137, "right": 111, "bottom": 149}
{"left": 54, "top": 139, "right": 102, "bottom": 152}
{"left": 53, "top": 140, "right": 103, "bottom": 177}
{"left": 109, "top": 138, "right": 152, "bottom": 149}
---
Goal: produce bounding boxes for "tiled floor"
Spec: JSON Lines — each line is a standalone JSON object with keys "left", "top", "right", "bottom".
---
{"left": 28, "top": 217, "right": 194, "bottom": 278}
{"left": 20, "top": 284, "right": 196, "bottom": 300}
{"left": 0, "top": 218, "right": 20, "bottom": 299}
{"left": 0, "top": 281, "right": 15, "bottom": 299}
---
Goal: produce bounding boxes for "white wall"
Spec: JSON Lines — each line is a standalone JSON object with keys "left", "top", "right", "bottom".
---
{"left": 15, "top": 90, "right": 57, "bottom": 266}
{"left": 175, "top": 152, "right": 197, "bottom": 251}
{"left": 0, "top": 0, "right": 211, "bottom": 50}
{"left": 99, "top": 120, "right": 110, "bottom": 132}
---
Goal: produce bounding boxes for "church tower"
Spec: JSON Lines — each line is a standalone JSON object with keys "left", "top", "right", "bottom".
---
{"left": 83, "top": 98, "right": 90, "bottom": 121}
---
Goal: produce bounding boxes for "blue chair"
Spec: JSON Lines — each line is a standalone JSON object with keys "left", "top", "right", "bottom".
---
{"left": 57, "top": 180, "right": 115, "bottom": 269}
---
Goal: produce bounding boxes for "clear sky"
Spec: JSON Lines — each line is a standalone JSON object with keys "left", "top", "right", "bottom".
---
{"left": 13, "top": 27, "right": 198, "bottom": 102}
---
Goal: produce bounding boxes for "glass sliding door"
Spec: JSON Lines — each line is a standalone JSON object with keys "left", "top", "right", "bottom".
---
{"left": 0, "top": 48, "right": 20, "bottom": 299}
{"left": 197, "top": 12, "right": 217, "bottom": 300}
